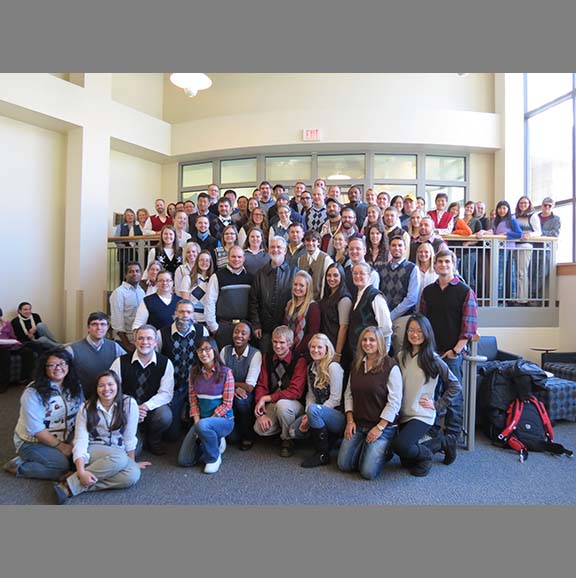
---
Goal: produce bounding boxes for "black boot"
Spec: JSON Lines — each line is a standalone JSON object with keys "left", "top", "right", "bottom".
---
{"left": 442, "top": 433, "right": 458, "bottom": 465}
{"left": 422, "top": 431, "right": 444, "bottom": 455}
{"left": 409, "top": 444, "right": 434, "bottom": 477}
{"left": 301, "top": 427, "right": 330, "bottom": 468}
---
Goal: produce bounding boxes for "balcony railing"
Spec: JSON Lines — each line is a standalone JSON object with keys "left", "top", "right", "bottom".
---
{"left": 106, "top": 234, "right": 559, "bottom": 311}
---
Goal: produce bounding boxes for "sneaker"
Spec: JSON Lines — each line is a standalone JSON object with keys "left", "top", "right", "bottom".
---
{"left": 3, "top": 456, "right": 23, "bottom": 476}
{"left": 204, "top": 454, "right": 222, "bottom": 474}
{"left": 53, "top": 482, "right": 70, "bottom": 505}
{"left": 279, "top": 439, "right": 294, "bottom": 458}
{"left": 218, "top": 437, "right": 227, "bottom": 454}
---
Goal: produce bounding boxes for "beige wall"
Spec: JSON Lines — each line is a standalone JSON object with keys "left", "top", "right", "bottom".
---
{"left": 112, "top": 73, "right": 164, "bottom": 120}
{"left": 0, "top": 115, "right": 66, "bottom": 338}
{"left": 109, "top": 150, "right": 164, "bottom": 232}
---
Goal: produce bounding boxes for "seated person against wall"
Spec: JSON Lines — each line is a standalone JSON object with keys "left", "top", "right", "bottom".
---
{"left": 66, "top": 312, "right": 126, "bottom": 397}
{"left": 220, "top": 321, "right": 262, "bottom": 451}
{"left": 0, "top": 307, "right": 35, "bottom": 392}
{"left": 110, "top": 324, "right": 174, "bottom": 456}
{"left": 289, "top": 333, "right": 345, "bottom": 468}
{"left": 132, "top": 270, "right": 182, "bottom": 331}
{"left": 4, "top": 348, "right": 84, "bottom": 480}
{"left": 253, "top": 326, "right": 307, "bottom": 458}
{"left": 52, "top": 370, "right": 151, "bottom": 504}
{"left": 11, "top": 301, "right": 60, "bottom": 353}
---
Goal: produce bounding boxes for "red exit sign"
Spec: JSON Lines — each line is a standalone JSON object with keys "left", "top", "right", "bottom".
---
{"left": 302, "top": 128, "right": 321, "bottom": 141}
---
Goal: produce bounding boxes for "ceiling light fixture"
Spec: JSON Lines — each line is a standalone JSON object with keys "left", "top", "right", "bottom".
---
{"left": 169, "top": 73, "right": 213, "bottom": 97}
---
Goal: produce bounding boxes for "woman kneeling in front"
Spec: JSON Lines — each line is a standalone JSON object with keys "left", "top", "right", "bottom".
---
{"left": 337, "top": 326, "right": 403, "bottom": 480}
{"left": 178, "top": 337, "right": 234, "bottom": 474}
{"left": 53, "top": 370, "right": 151, "bottom": 504}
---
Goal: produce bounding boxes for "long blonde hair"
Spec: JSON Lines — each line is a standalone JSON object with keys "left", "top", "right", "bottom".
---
{"left": 309, "top": 333, "right": 335, "bottom": 390}
{"left": 416, "top": 241, "right": 435, "bottom": 274}
{"left": 353, "top": 326, "right": 390, "bottom": 374}
{"left": 286, "top": 270, "right": 314, "bottom": 318}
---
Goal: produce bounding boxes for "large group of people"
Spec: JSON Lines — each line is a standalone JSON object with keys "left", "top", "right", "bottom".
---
{"left": 2, "top": 180, "right": 560, "bottom": 503}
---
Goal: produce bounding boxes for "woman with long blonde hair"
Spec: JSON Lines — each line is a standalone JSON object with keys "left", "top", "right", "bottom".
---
{"left": 179, "top": 250, "right": 214, "bottom": 324}
{"left": 337, "top": 326, "right": 402, "bottom": 480}
{"left": 289, "top": 333, "right": 345, "bottom": 468}
{"left": 175, "top": 242, "right": 200, "bottom": 296}
{"left": 415, "top": 242, "right": 438, "bottom": 302}
{"left": 284, "top": 271, "right": 321, "bottom": 357}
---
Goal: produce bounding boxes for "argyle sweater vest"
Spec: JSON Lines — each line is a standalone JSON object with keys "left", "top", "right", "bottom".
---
{"left": 160, "top": 324, "right": 204, "bottom": 391}
{"left": 379, "top": 260, "right": 416, "bottom": 314}
{"left": 298, "top": 252, "right": 330, "bottom": 300}
{"left": 119, "top": 353, "right": 169, "bottom": 404}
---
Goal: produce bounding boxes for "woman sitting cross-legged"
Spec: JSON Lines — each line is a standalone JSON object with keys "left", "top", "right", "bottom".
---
{"left": 178, "top": 337, "right": 235, "bottom": 474}
{"left": 52, "top": 370, "right": 152, "bottom": 504}
{"left": 3, "top": 348, "right": 84, "bottom": 480}
{"left": 289, "top": 333, "right": 345, "bottom": 468}
{"left": 392, "top": 314, "right": 461, "bottom": 477}
{"left": 337, "top": 326, "right": 402, "bottom": 481}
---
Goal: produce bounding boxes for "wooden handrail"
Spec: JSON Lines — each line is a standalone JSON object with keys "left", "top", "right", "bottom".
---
{"left": 108, "top": 235, "right": 160, "bottom": 242}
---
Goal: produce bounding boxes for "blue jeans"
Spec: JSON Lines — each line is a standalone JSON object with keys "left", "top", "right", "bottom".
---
{"left": 178, "top": 417, "right": 235, "bottom": 466}
{"left": 17, "top": 442, "right": 72, "bottom": 480}
{"left": 289, "top": 404, "right": 346, "bottom": 439}
{"left": 433, "top": 354, "right": 463, "bottom": 438}
{"left": 337, "top": 424, "right": 396, "bottom": 480}
{"left": 497, "top": 249, "right": 516, "bottom": 301}
{"left": 233, "top": 390, "right": 256, "bottom": 442}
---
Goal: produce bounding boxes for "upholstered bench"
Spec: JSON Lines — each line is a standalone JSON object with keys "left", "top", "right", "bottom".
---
{"left": 541, "top": 376, "right": 576, "bottom": 422}
{"left": 542, "top": 352, "right": 576, "bottom": 381}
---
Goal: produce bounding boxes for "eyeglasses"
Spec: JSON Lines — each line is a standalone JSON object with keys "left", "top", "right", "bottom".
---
{"left": 46, "top": 362, "right": 68, "bottom": 370}
{"left": 197, "top": 347, "right": 213, "bottom": 354}
{"left": 407, "top": 329, "right": 424, "bottom": 336}
{"left": 543, "top": 204, "right": 553, "bottom": 208}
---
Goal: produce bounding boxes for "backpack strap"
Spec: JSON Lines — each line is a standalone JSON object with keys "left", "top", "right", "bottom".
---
{"left": 528, "top": 396, "right": 573, "bottom": 457}
{"left": 498, "top": 399, "right": 529, "bottom": 461}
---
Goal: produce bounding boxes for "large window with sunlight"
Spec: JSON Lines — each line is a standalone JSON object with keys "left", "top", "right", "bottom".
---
{"left": 525, "top": 73, "right": 576, "bottom": 262}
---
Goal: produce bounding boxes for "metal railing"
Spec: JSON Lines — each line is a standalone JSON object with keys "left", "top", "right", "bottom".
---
{"left": 444, "top": 235, "right": 558, "bottom": 308}
{"left": 107, "top": 235, "right": 160, "bottom": 292}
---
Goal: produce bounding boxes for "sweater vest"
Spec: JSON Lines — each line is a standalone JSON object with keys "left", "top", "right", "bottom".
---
{"left": 298, "top": 252, "right": 330, "bottom": 300}
{"left": 70, "top": 338, "right": 119, "bottom": 395}
{"left": 421, "top": 280, "right": 470, "bottom": 353}
{"left": 215, "top": 268, "right": 253, "bottom": 321}
{"left": 119, "top": 353, "right": 169, "bottom": 404}
{"left": 222, "top": 345, "right": 257, "bottom": 383}
{"left": 320, "top": 295, "right": 347, "bottom": 348}
{"left": 193, "top": 368, "right": 234, "bottom": 419}
{"left": 350, "top": 357, "right": 396, "bottom": 428}
{"left": 379, "top": 261, "right": 416, "bottom": 313}
{"left": 144, "top": 293, "right": 181, "bottom": 330}
{"left": 155, "top": 248, "right": 182, "bottom": 274}
{"left": 348, "top": 286, "right": 382, "bottom": 355}
{"left": 119, "top": 223, "right": 143, "bottom": 236}
{"left": 159, "top": 323, "right": 205, "bottom": 390}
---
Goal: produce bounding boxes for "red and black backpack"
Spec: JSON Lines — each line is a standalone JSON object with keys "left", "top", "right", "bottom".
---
{"left": 496, "top": 395, "right": 573, "bottom": 462}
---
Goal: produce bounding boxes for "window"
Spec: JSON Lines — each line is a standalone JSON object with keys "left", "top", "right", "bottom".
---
{"left": 182, "top": 162, "right": 213, "bottom": 188}
{"left": 525, "top": 73, "right": 576, "bottom": 262}
{"left": 221, "top": 158, "right": 257, "bottom": 184}
{"left": 179, "top": 152, "right": 468, "bottom": 208}
{"left": 318, "top": 155, "right": 365, "bottom": 181}
{"left": 265, "top": 156, "right": 312, "bottom": 182}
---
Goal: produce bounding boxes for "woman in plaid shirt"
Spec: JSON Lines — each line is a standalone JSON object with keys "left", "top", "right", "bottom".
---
{"left": 177, "top": 337, "right": 235, "bottom": 474}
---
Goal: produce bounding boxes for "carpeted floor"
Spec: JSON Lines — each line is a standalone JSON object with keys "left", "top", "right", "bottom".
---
{"left": 1, "top": 383, "right": 575, "bottom": 506}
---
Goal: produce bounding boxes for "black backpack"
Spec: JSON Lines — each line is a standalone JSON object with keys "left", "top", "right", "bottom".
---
{"left": 496, "top": 396, "right": 573, "bottom": 462}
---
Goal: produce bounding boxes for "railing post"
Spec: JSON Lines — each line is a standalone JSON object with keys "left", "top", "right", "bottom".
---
{"left": 489, "top": 238, "right": 500, "bottom": 307}
{"left": 462, "top": 335, "right": 487, "bottom": 451}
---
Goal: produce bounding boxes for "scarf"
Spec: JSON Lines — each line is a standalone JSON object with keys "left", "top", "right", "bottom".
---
{"left": 18, "top": 313, "right": 36, "bottom": 337}
{"left": 285, "top": 302, "right": 308, "bottom": 349}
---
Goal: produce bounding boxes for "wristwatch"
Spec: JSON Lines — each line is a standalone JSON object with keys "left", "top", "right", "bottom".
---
{"left": 376, "top": 423, "right": 385, "bottom": 432}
